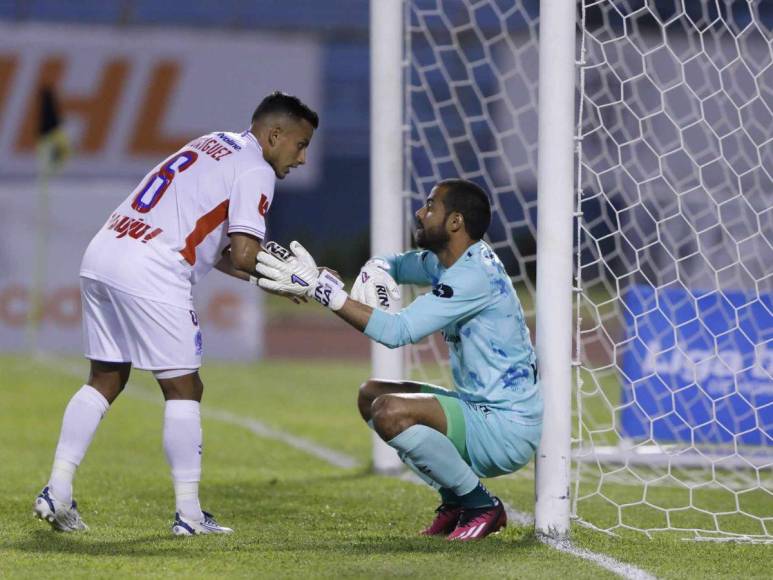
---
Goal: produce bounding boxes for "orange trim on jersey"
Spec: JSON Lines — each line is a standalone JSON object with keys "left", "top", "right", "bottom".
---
{"left": 180, "top": 199, "right": 230, "bottom": 266}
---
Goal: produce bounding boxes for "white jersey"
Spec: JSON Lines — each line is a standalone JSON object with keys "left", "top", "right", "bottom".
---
{"left": 80, "top": 130, "right": 275, "bottom": 308}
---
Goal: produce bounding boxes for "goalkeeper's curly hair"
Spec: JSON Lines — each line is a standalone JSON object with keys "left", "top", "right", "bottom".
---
{"left": 437, "top": 178, "right": 492, "bottom": 240}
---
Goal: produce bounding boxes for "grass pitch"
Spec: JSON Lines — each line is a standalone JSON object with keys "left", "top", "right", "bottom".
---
{"left": 0, "top": 355, "right": 769, "bottom": 578}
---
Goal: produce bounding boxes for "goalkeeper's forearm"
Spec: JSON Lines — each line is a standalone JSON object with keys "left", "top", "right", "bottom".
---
{"left": 333, "top": 298, "right": 374, "bottom": 332}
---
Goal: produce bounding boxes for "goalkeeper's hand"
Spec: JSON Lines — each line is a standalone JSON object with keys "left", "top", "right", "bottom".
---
{"left": 249, "top": 240, "right": 305, "bottom": 304}
{"left": 256, "top": 241, "right": 349, "bottom": 310}
{"left": 350, "top": 258, "right": 400, "bottom": 312}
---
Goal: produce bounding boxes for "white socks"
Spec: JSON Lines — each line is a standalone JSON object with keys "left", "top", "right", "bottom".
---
{"left": 47, "top": 387, "right": 205, "bottom": 521}
{"left": 163, "top": 400, "right": 204, "bottom": 521}
{"left": 49, "top": 385, "right": 110, "bottom": 505}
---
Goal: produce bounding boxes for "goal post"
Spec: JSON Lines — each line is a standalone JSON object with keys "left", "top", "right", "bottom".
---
{"left": 534, "top": 0, "right": 577, "bottom": 539}
{"left": 369, "top": 0, "right": 405, "bottom": 474}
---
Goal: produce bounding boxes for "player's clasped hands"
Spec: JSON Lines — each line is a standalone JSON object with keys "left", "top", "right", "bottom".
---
{"left": 256, "top": 241, "right": 348, "bottom": 310}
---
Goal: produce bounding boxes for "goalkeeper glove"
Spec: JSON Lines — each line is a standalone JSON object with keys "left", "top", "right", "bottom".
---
{"left": 249, "top": 240, "right": 294, "bottom": 286}
{"left": 350, "top": 258, "right": 400, "bottom": 312}
{"left": 256, "top": 241, "right": 348, "bottom": 310}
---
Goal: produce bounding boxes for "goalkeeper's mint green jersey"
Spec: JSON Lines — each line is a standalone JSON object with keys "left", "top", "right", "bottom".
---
{"left": 364, "top": 241, "right": 542, "bottom": 424}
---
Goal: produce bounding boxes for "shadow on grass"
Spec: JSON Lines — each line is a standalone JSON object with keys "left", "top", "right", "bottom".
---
{"left": 267, "top": 531, "right": 543, "bottom": 556}
{"left": 9, "top": 470, "right": 540, "bottom": 558}
{"left": 9, "top": 529, "right": 176, "bottom": 557}
{"left": 10, "top": 527, "right": 540, "bottom": 560}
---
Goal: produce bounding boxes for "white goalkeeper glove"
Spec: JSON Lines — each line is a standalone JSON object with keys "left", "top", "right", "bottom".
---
{"left": 287, "top": 241, "right": 348, "bottom": 310}
{"left": 350, "top": 258, "right": 401, "bottom": 312}
{"left": 256, "top": 241, "right": 348, "bottom": 310}
{"left": 249, "top": 240, "right": 294, "bottom": 287}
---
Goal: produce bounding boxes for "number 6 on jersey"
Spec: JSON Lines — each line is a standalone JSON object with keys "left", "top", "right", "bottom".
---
{"left": 131, "top": 151, "right": 199, "bottom": 213}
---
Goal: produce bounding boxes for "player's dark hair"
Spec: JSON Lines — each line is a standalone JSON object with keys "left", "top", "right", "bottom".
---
{"left": 438, "top": 178, "right": 491, "bottom": 240}
{"left": 252, "top": 91, "right": 319, "bottom": 129}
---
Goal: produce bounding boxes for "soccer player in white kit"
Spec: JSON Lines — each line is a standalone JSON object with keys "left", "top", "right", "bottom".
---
{"left": 33, "top": 92, "right": 318, "bottom": 535}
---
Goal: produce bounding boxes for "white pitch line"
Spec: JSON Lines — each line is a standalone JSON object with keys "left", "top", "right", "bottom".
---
{"left": 539, "top": 536, "right": 657, "bottom": 580}
{"left": 43, "top": 356, "right": 654, "bottom": 579}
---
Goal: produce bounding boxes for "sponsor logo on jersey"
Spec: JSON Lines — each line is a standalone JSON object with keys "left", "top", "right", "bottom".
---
{"left": 258, "top": 193, "right": 270, "bottom": 216}
{"left": 105, "top": 212, "right": 163, "bottom": 244}
{"left": 432, "top": 283, "right": 454, "bottom": 298}
{"left": 216, "top": 132, "right": 242, "bottom": 150}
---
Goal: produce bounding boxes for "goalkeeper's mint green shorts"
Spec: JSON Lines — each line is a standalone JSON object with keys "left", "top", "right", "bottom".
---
{"left": 420, "top": 383, "right": 542, "bottom": 479}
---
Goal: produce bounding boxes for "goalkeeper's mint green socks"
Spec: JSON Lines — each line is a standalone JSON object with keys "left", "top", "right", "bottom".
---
{"left": 387, "top": 424, "right": 494, "bottom": 508}
{"left": 367, "top": 418, "right": 438, "bottom": 488}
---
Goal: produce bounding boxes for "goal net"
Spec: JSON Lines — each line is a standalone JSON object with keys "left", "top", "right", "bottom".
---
{"left": 402, "top": 0, "right": 771, "bottom": 541}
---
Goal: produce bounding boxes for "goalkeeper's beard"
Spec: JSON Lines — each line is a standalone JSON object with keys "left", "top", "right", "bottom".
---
{"left": 415, "top": 224, "right": 450, "bottom": 254}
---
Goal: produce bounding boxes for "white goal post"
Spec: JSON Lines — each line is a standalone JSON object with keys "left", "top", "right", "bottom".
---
{"left": 371, "top": 0, "right": 772, "bottom": 542}
{"left": 369, "top": 0, "right": 406, "bottom": 474}
{"left": 533, "top": 0, "right": 576, "bottom": 538}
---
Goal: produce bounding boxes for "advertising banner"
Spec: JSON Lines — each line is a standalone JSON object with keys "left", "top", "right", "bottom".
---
{"left": 0, "top": 22, "right": 322, "bottom": 186}
{"left": 620, "top": 284, "right": 772, "bottom": 446}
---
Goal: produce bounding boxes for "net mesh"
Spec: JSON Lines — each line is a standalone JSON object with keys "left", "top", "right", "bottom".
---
{"left": 403, "top": 0, "right": 771, "bottom": 541}
{"left": 404, "top": 0, "right": 540, "bottom": 379}
{"left": 575, "top": 0, "right": 771, "bottom": 541}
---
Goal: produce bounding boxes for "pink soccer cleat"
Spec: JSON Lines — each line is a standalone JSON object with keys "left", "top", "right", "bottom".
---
{"left": 420, "top": 504, "right": 463, "bottom": 536}
{"left": 447, "top": 499, "right": 506, "bottom": 541}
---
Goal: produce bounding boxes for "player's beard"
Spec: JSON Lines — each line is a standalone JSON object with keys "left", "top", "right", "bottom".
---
{"left": 415, "top": 222, "right": 449, "bottom": 253}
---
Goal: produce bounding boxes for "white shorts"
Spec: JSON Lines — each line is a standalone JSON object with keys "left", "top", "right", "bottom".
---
{"left": 80, "top": 277, "right": 202, "bottom": 370}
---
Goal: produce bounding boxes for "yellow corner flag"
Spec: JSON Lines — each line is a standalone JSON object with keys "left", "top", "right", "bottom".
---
{"left": 37, "top": 86, "right": 71, "bottom": 175}
{"left": 26, "top": 86, "right": 71, "bottom": 351}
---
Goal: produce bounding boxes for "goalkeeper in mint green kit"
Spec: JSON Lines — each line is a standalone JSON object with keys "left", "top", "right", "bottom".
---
{"left": 256, "top": 178, "right": 542, "bottom": 541}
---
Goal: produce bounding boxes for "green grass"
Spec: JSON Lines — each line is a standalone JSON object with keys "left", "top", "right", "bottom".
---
{"left": 0, "top": 355, "right": 770, "bottom": 578}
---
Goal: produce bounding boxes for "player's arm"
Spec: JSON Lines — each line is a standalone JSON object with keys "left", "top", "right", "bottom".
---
{"left": 214, "top": 233, "right": 261, "bottom": 282}
{"left": 362, "top": 274, "right": 489, "bottom": 348}
{"left": 377, "top": 250, "right": 438, "bottom": 286}
{"left": 256, "top": 243, "right": 489, "bottom": 347}
{"left": 223, "top": 162, "right": 276, "bottom": 280}
{"left": 329, "top": 271, "right": 488, "bottom": 346}
{"left": 217, "top": 237, "right": 305, "bottom": 304}
{"left": 333, "top": 298, "right": 374, "bottom": 332}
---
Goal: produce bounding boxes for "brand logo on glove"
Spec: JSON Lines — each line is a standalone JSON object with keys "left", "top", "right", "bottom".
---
{"left": 264, "top": 241, "right": 292, "bottom": 261}
{"left": 376, "top": 284, "right": 390, "bottom": 308}
{"left": 314, "top": 285, "right": 332, "bottom": 306}
{"left": 291, "top": 274, "right": 310, "bottom": 287}
{"left": 361, "top": 271, "right": 370, "bottom": 283}
{"left": 432, "top": 283, "right": 454, "bottom": 298}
